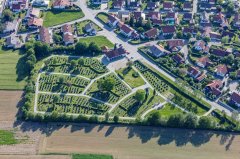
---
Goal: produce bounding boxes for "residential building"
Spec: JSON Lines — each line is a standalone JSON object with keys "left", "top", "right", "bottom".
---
{"left": 147, "top": 44, "right": 170, "bottom": 58}
{"left": 200, "top": 11, "right": 209, "bottom": 23}
{"left": 205, "top": 80, "right": 223, "bottom": 97}
{"left": 52, "top": 0, "right": 70, "bottom": 9}
{"left": 166, "top": 39, "right": 184, "bottom": 52}
{"left": 28, "top": 17, "right": 43, "bottom": 28}
{"left": 187, "top": 66, "right": 201, "bottom": 78}
{"left": 172, "top": 54, "right": 185, "bottom": 64}
{"left": 62, "top": 24, "right": 74, "bottom": 45}
{"left": 163, "top": 1, "right": 173, "bottom": 10}
{"left": 104, "top": 44, "right": 127, "bottom": 61}
{"left": 3, "top": 19, "right": 19, "bottom": 34}
{"left": 84, "top": 23, "right": 97, "bottom": 35}
{"left": 183, "top": 2, "right": 192, "bottom": 11}
{"left": 233, "top": 13, "right": 240, "bottom": 28}
{"left": 120, "top": 24, "right": 133, "bottom": 38}
{"left": 5, "top": 35, "right": 22, "bottom": 49}
{"left": 196, "top": 56, "right": 212, "bottom": 68}
{"left": 108, "top": 14, "right": 119, "bottom": 27}
{"left": 25, "top": 7, "right": 40, "bottom": 19}
{"left": 215, "top": 64, "right": 228, "bottom": 77}
{"left": 230, "top": 92, "right": 240, "bottom": 107}
{"left": 32, "top": 0, "right": 49, "bottom": 7}
{"left": 147, "top": 11, "right": 160, "bottom": 20}
{"left": 38, "top": 27, "right": 53, "bottom": 44}
{"left": 129, "top": 1, "right": 140, "bottom": 10}
{"left": 118, "top": 10, "right": 130, "bottom": 22}
{"left": 133, "top": 11, "right": 145, "bottom": 21}
{"left": 112, "top": 0, "right": 125, "bottom": 9}
{"left": 161, "top": 26, "right": 175, "bottom": 36}
{"left": 147, "top": 2, "right": 157, "bottom": 10}
{"left": 183, "top": 13, "right": 192, "bottom": 21}
{"left": 143, "top": 28, "right": 159, "bottom": 39}
{"left": 210, "top": 48, "right": 230, "bottom": 57}
{"left": 194, "top": 40, "right": 207, "bottom": 51}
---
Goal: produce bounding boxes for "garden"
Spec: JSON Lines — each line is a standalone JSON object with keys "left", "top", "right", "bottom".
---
{"left": 112, "top": 89, "right": 165, "bottom": 117}
{"left": 39, "top": 73, "right": 90, "bottom": 94}
{"left": 42, "top": 56, "right": 108, "bottom": 79}
{"left": 80, "top": 36, "right": 114, "bottom": 48}
{"left": 37, "top": 93, "right": 110, "bottom": 115}
{"left": 86, "top": 73, "right": 131, "bottom": 104}
{"left": 75, "top": 20, "right": 102, "bottom": 35}
{"left": 116, "top": 66, "right": 145, "bottom": 88}
{"left": 96, "top": 12, "right": 109, "bottom": 24}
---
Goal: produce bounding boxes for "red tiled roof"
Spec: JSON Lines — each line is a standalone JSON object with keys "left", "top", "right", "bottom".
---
{"left": 230, "top": 92, "right": 240, "bottom": 104}
{"left": 28, "top": 17, "right": 43, "bottom": 27}
{"left": 187, "top": 66, "right": 201, "bottom": 77}
{"left": 39, "top": 27, "right": 51, "bottom": 44}
{"left": 211, "top": 48, "right": 230, "bottom": 57}
{"left": 120, "top": 24, "right": 133, "bottom": 34}
{"left": 144, "top": 28, "right": 158, "bottom": 38}
{"left": 216, "top": 64, "right": 228, "bottom": 75}
{"left": 167, "top": 39, "right": 184, "bottom": 49}
{"left": 105, "top": 46, "right": 127, "bottom": 59}
{"left": 163, "top": 2, "right": 173, "bottom": 9}
{"left": 62, "top": 24, "right": 72, "bottom": 33}
{"left": 161, "top": 26, "right": 175, "bottom": 33}
{"left": 53, "top": 0, "right": 70, "bottom": 7}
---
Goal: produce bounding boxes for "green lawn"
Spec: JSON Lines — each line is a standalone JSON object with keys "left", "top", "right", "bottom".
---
{"left": 80, "top": 36, "right": 114, "bottom": 48}
{"left": 76, "top": 20, "right": 102, "bottom": 35}
{"left": 116, "top": 67, "right": 145, "bottom": 88}
{"left": 0, "top": 48, "right": 28, "bottom": 90}
{"left": 96, "top": 13, "right": 109, "bottom": 24}
{"left": 158, "top": 103, "right": 184, "bottom": 118}
{"left": 72, "top": 154, "right": 113, "bottom": 159}
{"left": 43, "top": 10, "right": 85, "bottom": 27}
{"left": 0, "top": 130, "right": 18, "bottom": 145}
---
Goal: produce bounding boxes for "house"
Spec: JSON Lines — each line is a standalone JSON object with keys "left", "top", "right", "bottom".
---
{"left": 196, "top": 56, "right": 212, "bottom": 68}
{"left": 233, "top": 13, "right": 240, "bottom": 28}
{"left": 163, "top": 1, "right": 173, "bottom": 10}
{"left": 104, "top": 44, "right": 127, "bottom": 61}
{"left": 210, "top": 48, "right": 230, "bottom": 57}
{"left": 52, "top": 0, "right": 70, "bottom": 9}
{"left": 131, "top": 31, "right": 139, "bottom": 40}
{"left": 212, "top": 12, "right": 225, "bottom": 24}
{"left": 10, "top": 0, "right": 29, "bottom": 12}
{"left": 187, "top": 66, "right": 201, "bottom": 78}
{"left": 172, "top": 54, "right": 185, "bottom": 64}
{"left": 230, "top": 92, "right": 240, "bottom": 107}
{"left": 91, "top": 0, "right": 108, "bottom": 5}
{"left": 182, "top": 27, "right": 197, "bottom": 36}
{"left": 147, "top": 11, "right": 160, "bottom": 20}
{"left": 120, "top": 24, "right": 133, "bottom": 38}
{"left": 209, "top": 32, "right": 221, "bottom": 41}
{"left": 165, "top": 12, "right": 176, "bottom": 22}
{"left": 147, "top": 2, "right": 157, "bottom": 10}
{"left": 201, "top": 27, "right": 211, "bottom": 37}
{"left": 152, "top": 19, "right": 163, "bottom": 26}
{"left": 183, "top": 2, "right": 192, "bottom": 11}
{"left": 5, "top": 35, "right": 22, "bottom": 49}
{"left": 166, "top": 39, "right": 184, "bottom": 52}
{"left": 237, "top": 70, "right": 240, "bottom": 79}
{"left": 196, "top": 73, "right": 207, "bottom": 82}
{"left": 39, "top": 27, "right": 53, "bottom": 44}
{"left": 209, "top": 0, "right": 215, "bottom": 4}
{"left": 183, "top": 13, "right": 192, "bottom": 21}
{"left": 108, "top": 14, "right": 119, "bottom": 27}
{"left": 62, "top": 24, "right": 74, "bottom": 45}
{"left": 194, "top": 40, "right": 207, "bottom": 51}
{"left": 215, "top": 64, "right": 228, "bottom": 77}
{"left": 129, "top": 1, "right": 140, "bottom": 10}
{"left": 143, "top": 28, "right": 159, "bottom": 39}
{"left": 222, "top": 31, "right": 235, "bottom": 39}
{"left": 201, "top": 11, "right": 209, "bottom": 23}
{"left": 133, "top": 11, "right": 145, "bottom": 21}
{"left": 118, "top": 10, "right": 130, "bottom": 22}
{"left": 161, "top": 26, "right": 175, "bottom": 36}
{"left": 28, "top": 17, "right": 43, "bottom": 28}
{"left": 205, "top": 80, "right": 223, "bottom": 97}
{"left": 147, "top": 44, "right": 170, "bottom": 58}
{"left": 112, "top": 0, "right": 125, "bottom": 9}
{"left": 32, "top": 0, "right": 49, "bottom": 6}
{"left": 25, "top": 7, "right": 40, "bottom": 19}
{"left": 199, "top": 3, "right": 212, "bottom": 11}
{"left": 3, "top": 19, "right": 19, "bottom": 34}
{"left": 84, "top": 23, "right": 97, "bottom": 35}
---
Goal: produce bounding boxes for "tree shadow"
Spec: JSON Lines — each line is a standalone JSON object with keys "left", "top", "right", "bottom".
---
{"left": 16, "top": 53, "right": 29, "bottom": 82}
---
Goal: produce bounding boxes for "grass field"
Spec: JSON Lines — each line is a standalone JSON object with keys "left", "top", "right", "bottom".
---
{"left": 80, "top": 36, "right": 114, "bottom": 48}
{"left": 0, "top": 48, "right": 27, "bottom": 90}
{"left": 43, "top": 10, "right": 85, "bottom": 27}
{"left": 72, "top": 154, "right": 113, "bottom": 159}
{"left": 116, "top": 67, "right": 145, "bottom": 88}
{"left": 0, "top": 130, "right": 18, "bottom": 145}
{"left": 96, "top": 13, "right": 109, "bottom": 24}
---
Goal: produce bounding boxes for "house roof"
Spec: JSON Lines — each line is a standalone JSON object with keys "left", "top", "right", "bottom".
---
{"left": 197, "top": 56, "right": 212, "bottom": 67}
{"left": 231, "top": 92, "right": 240, "bottom": 104}
{"left": 147, "top": 2, "right": 156, "bottom": 8}
{"left": 28, "top": 17, "right": 43, "bottom": 27}
{"left": 163, "top": 1, "right": 173, "bottom": 8}
{"left": 133, "top": 11, "right": 143, "bottom": 19}
{"left": 216, "top": 64, "right": 228, "bottom": 75}
{"left": 53, "top": 0, "right": 70, "bottom": 7}
{"left": 105, "top": 45, "right": 127, "bottom": 59}
{"left": 149, "top": 44, "right": 170, "bottom": 56}
{"left": 62, "top": 24, "right": 72, "bottom": 33}
{"left": 187, "top": 66, "right": 201, "bottom": 77}
{"left": 222, "top": 31, "right": 235, "bottom": 38}
{"left": 196, "top": 73, "right": 206, "bottom": 82}
{"left": 148, "top": 11, "right": 160, "bottom": 19}
{"left": 113, "top": 0, "right": 124, "bottom": 7}
{"left": 183, "top": 2, "right": 192, "bottom": 9}
{"left": 120, "top": 24, "right": 133, "bottom": 34}
{"left": 165, "top": 12, "right": 175, "bottom": 19}
{"left": 39, "top": 27, "right": 52, "bottom": 44}
{"left": 6, "top": 35, "right": 21, "bottom": 47}
{"left": 63, "top": 33, "right": 74, "bottom": 43}
{"left": 30, "top": 8, "right": 40, "bottom": 17}
{"left": 211, "top": 48, "right": 230, "bottom": 57}
{"left": 183, "top": 27, "right": 197, "bottom": 34}
{"left": 85, "top": 22, "right": 95, "bottom": 31}
{"left": 206, "top": 80, "right": 223, "bottom": 96}
{"left": 161, "top": 25, "right": 175, "bottom": 33}
{"left": 172, "top": 54, "right": 184, "bottom": 64}
{"left": 108, "top": 14, "right": 118, "bottom": 24}
{"left": 210, "top": 32, "right": 221, "bottom": 39}
{"left": 167, "top": 39, "right": 184, "bottom": 49}
{"left": 152, "top": 19, "right": 162, "bottom": 25}
{"left": 183, "top": 13, "right": 192, "bottom": 19}
{"left": 194, "top": 40, "right": 206, "bottom": 49}
{"left": 144, "top": 28, "right": 158, "bottom": 38}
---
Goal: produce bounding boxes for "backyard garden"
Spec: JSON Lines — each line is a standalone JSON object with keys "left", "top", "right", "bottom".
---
{"left": 75, "top": 20, "right": 102, "bottom": 35}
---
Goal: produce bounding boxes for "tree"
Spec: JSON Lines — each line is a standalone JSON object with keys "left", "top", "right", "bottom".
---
{"left": 137, "top": 27, "right": 145, "bottom": 33}
{"left": 176, "top": 31, "right": 183, "bottom": 39}
{"left": 70, "top": 60, "right": 78, "bottom": 68}
{"left": 2, "top": 9, "right": 14, "bottom": 22}
{"left": 88, "top": 42, "right": 101, "bottom": 55}
{"left": 53, "top": 33, "right": 62, "bottom": 43}
{"left": 227, "top": 1, "right": 234, "bottom": 13}
{"left": 0, "top": 23, "right": 5, "bottom": 34}
{"left": 198, "top": 116, "right": 215, "bottom": 129}
{"left": 105, "top": 112, "right": 110, "bottom": 121}
{"left": 167, "top": 113, "right": 185, "bottom": 127}
{"left": 129, "top": 16, "right": 134, "bottom": 27}
{"left": 147, "top": 110, "right": 161, "bottom": 125}
{"left": 196, "top": 32, "right": 201, "bottom": 40}
{"left": 136, "top": 17, "right": 143, "bottom": 27}
{"left": 78, "top": 58, "right": 85, "bottom": 66}
{"left": 221, "top": 36, "right": 229, "bottom": 44}
{"left": 183, "top": 113, "right": 198, "bottom": 128}
{"left": 98, "top": 77, "right": 116, "bottom": 92}
{"left": 186, "top": 32, "right": 192, "bottom": 39}
{"left": 75, "top": 41, "right": 88, "bottom": 55}
{"left": 145, "top": 18, "right": 153, "bottom": 30}
{"left": 203, "top": 36, "right": 210, "bottom": 43}
{"left": 34, "top": 41, "right": 50, "bottom": 60}
{"left": 134, "top": 89, "right": 146, "bottom": 103}
{"left": 113, "top": 115, "right": 119, "bottom": 123}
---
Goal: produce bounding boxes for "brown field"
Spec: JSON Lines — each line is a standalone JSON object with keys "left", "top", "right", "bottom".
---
{"left": 39, "top": 124, "right": 240, "bottom": 159}
{"left": 1, "top": 91, "right": 240, "bottom": 159}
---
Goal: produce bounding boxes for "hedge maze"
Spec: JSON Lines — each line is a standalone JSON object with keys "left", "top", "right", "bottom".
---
{"left": 42, "top": 56, "right": 108, "bottom": 79}
{"left": 37, "top": 94, "right": 110, "bottom": 115}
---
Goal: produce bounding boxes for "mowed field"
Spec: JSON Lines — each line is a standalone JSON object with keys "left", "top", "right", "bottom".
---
{"left": 0, "top": 50, "right": 27, "bottom": 90}
{"left": 39, "top": 124, "right": 240, "bottom": 159}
